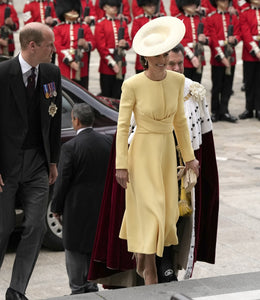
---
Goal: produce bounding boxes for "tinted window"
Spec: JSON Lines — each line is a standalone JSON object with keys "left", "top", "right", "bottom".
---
{"left": 62, "top": 94, "right": 73, "bottom": 129}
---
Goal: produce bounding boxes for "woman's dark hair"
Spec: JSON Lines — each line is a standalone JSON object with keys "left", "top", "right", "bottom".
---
{"left": 140, "top": 56, "right": 148, "bottom": 70}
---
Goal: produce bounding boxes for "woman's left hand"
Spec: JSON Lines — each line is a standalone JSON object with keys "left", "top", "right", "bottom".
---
{"left": 185, "top": 159, "right": 200, "bottom": 177}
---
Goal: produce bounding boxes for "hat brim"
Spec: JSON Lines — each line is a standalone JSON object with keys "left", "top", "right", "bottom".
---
{"left": 133, "top": 16, "right": 186, "bottom": 57}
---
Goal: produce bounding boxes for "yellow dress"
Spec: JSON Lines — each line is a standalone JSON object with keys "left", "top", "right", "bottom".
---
{"left": 116, "top": 71, "right": 195, "bottom": 257}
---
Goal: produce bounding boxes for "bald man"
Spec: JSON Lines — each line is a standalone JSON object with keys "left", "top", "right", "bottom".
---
{"left": 0, "top": 22, "right": 62, "bottom": 300}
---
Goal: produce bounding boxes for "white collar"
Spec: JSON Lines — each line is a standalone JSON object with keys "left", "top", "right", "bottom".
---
{"left": 18, "top": 53, "right": 39, "bottom": 76}
{"left": 76, "top": 127, "right": 92, "bottom": 135}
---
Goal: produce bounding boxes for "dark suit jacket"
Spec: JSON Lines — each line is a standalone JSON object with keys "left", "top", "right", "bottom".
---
{"left": 51, "top": 128, "right": 112, "bottom": 253}
{"left": 0, "top": 56, "right": 62, "bottom": 179}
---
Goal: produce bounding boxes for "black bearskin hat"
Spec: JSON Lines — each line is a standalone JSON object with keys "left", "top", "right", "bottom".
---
{"left": 136, "top": 0, "right": 159, "bottom": 7}
{"left": 176, "top": 0, "right": 200, "bottom": 12}
{"left": 99, "top": 0, "right": 122, "bottom": 9}
{"left": 209, "top": 0, "right": 231, "bottom": 7}
{"left": 55, "top": 0, "right": 81, "bottom": 22}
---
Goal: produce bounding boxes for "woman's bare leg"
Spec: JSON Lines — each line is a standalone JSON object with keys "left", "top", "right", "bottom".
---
{"left": 135, "top": 253, "right": 158, "bottom": 285}
{"left": 135, "top": 253, "right": 145, "bottom": 278}
{"left": 143, "top": 254, "right": 158, "bottom": 285}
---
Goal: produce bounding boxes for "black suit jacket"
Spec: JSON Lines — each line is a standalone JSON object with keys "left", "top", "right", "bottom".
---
{"left": 0, "top": 56, "right": 62, "bottom": 179}
{"left": 51, "top": 128, "right": 112, "bottom": 253}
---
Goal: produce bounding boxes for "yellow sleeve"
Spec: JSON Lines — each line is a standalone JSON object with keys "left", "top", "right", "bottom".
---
{"left": 173, "top": 76, "right": 195, "bottom": 163}
{"left": 116, "top": 79, "right": 136, "bottom": 169}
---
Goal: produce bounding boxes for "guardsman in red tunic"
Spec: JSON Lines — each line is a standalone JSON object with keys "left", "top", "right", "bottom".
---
{"left": 0, "top": 0, "right": 19, "bottom": 56}
{"left": 131, "top": 0, "right": 160, "bottom": 73}
{"left": 54, "top": 0, "right": 96, "bottom": 89}
{"left": 171, "top": 0, "right": 215, "bottom": 18}
{"left": 95, "top": 0, "right": 131, "bottom": 99}
{"left": 95, "top": 0, "right": 132, "bottom": 24}
{"left": 81, "top": 0, "right": 97, "bottom": 26}
{"left": 206, "top": 0, "right": 241, "bottom": 122}
{"left": 239, "top": 0, "right": 260, "bottom": 120}
{"left": 176, "top": 0, "right": 208, "bottom": 83}
{"left": 132, "top": 0, "right": 166, "bottom": 17}
{"left": 23, "top": 0, "right": 58, "bottom": 27}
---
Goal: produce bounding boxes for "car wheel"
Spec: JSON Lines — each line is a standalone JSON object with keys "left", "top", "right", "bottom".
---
{"left": 43, "top": 200, "right": 64, "bottom": 251}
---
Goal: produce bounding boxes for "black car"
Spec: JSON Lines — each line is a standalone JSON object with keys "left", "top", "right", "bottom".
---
{"left": 14, "top": 75, "right": 119, "bottom": 251}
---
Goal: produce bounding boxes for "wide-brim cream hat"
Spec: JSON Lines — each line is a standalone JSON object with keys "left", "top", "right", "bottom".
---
{"left": 133, "top": 16, "right": 186, "bottom": 57}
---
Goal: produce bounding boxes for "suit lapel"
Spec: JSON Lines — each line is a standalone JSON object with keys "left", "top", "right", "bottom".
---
{"left": 38, "top": 65, "right": 51, "bottom": 128}
{"left": 9, "top": 57, "right": 28, "bottom": 124}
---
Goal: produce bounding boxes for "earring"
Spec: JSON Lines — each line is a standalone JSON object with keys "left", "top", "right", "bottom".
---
{"left": 144, "top": 59, "right": 148, "bottom": 66}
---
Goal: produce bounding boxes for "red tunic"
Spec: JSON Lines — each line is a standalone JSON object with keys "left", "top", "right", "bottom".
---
{"left": 131, "top": 14, "right": 159, "bottom": 71}
{"left": 95, "top": 16, "right": 132, "bottom": 75}
{"left": 95, "top": 0, "right": 132, "bottom": 24}
{"left": 23, "top": 0, "right": 57, "bottom": 24}
{"left": 177, "top": 13, "right": 207, "bottom": 68}
{"left": 0, "top": 3, "right": 19, "bottom": 54}
{"left": 205, "top": 10, "right": 241, "bottom": 66}
{"left": 53, "top": 22, "right": 96, "bottom": 80}
{"left": 132, "top": 0, "right": 166, "bottom": 18}
{"left": 240, "top": 6, "right": 260, "bottom": 62}
{"left": 170, "top": 0, "right": 215, "bottom": 17}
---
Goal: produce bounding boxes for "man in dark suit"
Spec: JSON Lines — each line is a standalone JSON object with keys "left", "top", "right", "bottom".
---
{"left": 51, "top": 103, "right": 112, "bottom": 295}
{"left": 0, "top": 22, "right": 62, "bottom": 300}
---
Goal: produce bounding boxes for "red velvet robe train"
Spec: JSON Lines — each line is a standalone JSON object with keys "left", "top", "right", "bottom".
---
{"left": 88, "top": 129, "right": 219, "bottom": 283}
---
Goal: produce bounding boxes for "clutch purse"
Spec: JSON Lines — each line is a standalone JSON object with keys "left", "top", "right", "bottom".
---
{"left": 183, "top": 168, "right": 197, "bottom": 193}
{"left": 177, "top": 167, "right": 197, "bottom": 217}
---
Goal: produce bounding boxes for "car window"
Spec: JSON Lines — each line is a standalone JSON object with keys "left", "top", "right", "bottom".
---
{"left": 61, "top": 78, "right": 118, "bottom": 128}
{"left": 62, "top": 93, "right": 74, "bottom": 129}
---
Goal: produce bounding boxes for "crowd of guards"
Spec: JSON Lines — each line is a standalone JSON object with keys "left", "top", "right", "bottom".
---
{"left": 0, "top": 0, "right": 260, "bottom": 122}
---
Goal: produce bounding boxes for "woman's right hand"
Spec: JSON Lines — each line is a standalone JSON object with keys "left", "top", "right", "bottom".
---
{"left": 115, "top": 169, "right": 129, "bottom": 189}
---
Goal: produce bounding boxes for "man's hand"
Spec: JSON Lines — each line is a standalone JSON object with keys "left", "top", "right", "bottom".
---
{"left": 113, "top": 63, "right": 120, "bottom": 74}
{"left": 45, "top": 16, "right": 54, "bottom": 26}
{"left": 221, "top": 57, "right": 230, "bottom": 68}
{"left": 118, "top": 39, "right": 127, "bottom": 48}
{"left": 198, "top": 33, "right": 207, "bottom": 44}
{"left": 0, "top": 174, "right": 4, "bottom": 193}
{"left": 228, "top": 36, "right": 236, "bottom": 45}
{"left": 70, "top": 61, "right": 79, "bottom": 71}
{"left": 191, "top": 56, "right": 200, "bottom": 68}
{"left": 0, "top": 38, "right": 8, "bottom": 47}
{"left": 5, "top": 17, "right": 14, "bottom": 27}
{"left": 256, "top": 51, "right": 260, "bottom": 60}
{"left": 115, "top": 169, "right": 129, "bottom": 189}
{"left": 49, "top": 164, "right": 58, "bottom": 185}
{"left": 84, "top": 16, "right": 92, "bottom": 24}
{"left": 78, "top": 38, "right": 89, "bottom": 51}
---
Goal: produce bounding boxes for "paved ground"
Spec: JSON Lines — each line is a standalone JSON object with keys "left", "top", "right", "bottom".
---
{"left": 0, "top": 1, "right": 260, "bottom": 299}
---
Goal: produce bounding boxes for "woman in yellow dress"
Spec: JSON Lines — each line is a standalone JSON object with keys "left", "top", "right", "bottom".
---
{"left": 115, "top": 17, "right": 200, "bottom": 285}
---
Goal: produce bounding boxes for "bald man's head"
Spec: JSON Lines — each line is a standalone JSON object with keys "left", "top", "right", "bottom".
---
{"left": 19, "top": 22, "right": 52, "bottom": 50}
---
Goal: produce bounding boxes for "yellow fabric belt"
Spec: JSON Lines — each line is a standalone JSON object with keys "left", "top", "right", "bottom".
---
{"left": 134, "top": 109, "right": 174, "bottom": 134}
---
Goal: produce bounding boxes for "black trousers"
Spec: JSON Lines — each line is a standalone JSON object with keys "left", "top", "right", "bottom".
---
{"left": 243, "top": 61, "right": 260, "bottom": 111}
{"left": 184, "top": 67, "right": 203, "bottom": 83}
{"left": 100, "top": 73, "right": 124, "bottom": 99}
{"left": 65, "top": 250, "right": 98, "bottom": 294}
{"left": 0, "top": 149, "right": 49, "bottom": 294}
{"left": 211, "top": 65, "right": 235, "bottom": 115}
